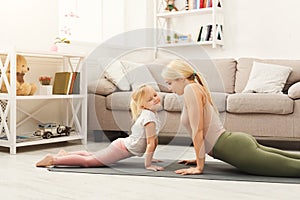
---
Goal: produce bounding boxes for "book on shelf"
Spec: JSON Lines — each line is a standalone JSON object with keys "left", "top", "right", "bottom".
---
{"left": 197, "top": 26, "right": 203, "bottom": 42}
{"left": 52, "top": 72, "right": 80, "bottom": 95}
{"left": 70, "top": 72, "right": 80, "bottom": 94}
{"left": 187, "top": 0, "right": 220, "bottom": 9}
{"left": 197, "top": 24, "right": 216, "bottom": 42}
{"left": 199, "top": 0, "right": 205, "bottom": 8}
{"left": 216, "top": 24, "right": 223, "bottom": 40}
{"left": 185, "top": 0, "right": 189, "bottom": 10}
{"left": 52, "top": 72, "right": 72, "bottom": 95}
{"left": 188, "top": 0, "right": 195, "bottom": 10}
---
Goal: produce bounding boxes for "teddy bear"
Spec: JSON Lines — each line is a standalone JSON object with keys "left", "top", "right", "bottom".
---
{"left": 1, "top": 54, "right": 37, "bottom": 95}
{"left": 165, "top": 0, "right": 178, "bottom": 12}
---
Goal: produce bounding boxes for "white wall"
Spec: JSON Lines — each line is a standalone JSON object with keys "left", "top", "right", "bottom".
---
{"left": 95, "top": 0, "right": 300, "bottom": 60}
{"left": 58, "top": 0, "right": 102, "bottom": 43}
{"left": 0, "top": 0, "right": 58, "bottom": 51}
{"left": 197, "top": 0, "right": 300, "bottom": 59}
{"left": 1, "top": 0, "right": 300, "bottom": 59}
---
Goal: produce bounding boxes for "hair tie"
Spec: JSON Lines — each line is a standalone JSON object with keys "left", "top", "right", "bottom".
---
{"left": 193, "top": 72, "right": 197, "bottom": 78}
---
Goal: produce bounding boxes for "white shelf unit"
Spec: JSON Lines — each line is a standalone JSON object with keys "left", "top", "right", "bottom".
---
{"left": 155, "top": 0, "right": 224, "bottom": 48}
{"left": 0, "top": 48, "right": 87, "bottom": 154}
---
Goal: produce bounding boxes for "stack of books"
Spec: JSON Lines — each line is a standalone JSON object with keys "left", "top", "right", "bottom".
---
{"left": 197, "top": 24, "right": 223, "bottom": 42}
{"left": 187, "top": 0, "right": 221, "bottom": 10}
{"left": 52, "top": 72, "right": 80, "bottom": 95}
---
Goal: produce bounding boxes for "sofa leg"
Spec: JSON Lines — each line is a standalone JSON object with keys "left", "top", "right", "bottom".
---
{"left": 93, "top": 130, "right": 129, "bottom": 142}
{"left": 103, "top": 131, "right": 129, "bottom": 142}
{"left": 93, "top": 130, "right": 105, "bottom": 142}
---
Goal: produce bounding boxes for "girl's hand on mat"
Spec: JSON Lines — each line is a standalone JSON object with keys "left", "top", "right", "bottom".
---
{"left": 152, "top": 158, "right": 163, "bottom": 163}
{"left": 178, "top": 159, "right": 197, "bottom": 165}
{"left": 146, "top": 165, "right": 164, "bottom": 171}
{"left": 175, "top": 167, "right": 203, "bottom": 175}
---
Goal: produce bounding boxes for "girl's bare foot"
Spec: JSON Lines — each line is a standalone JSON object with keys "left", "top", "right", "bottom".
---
{"left": 36, "top": 154, "right": 54, "bottom": 167}
{"left": 57, "top": 149, "right": 68, "bottom": 157}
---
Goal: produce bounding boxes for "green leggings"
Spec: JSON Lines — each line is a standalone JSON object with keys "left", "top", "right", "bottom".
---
{"left": 212, "top": 131, "right": 300, "bottom": 177}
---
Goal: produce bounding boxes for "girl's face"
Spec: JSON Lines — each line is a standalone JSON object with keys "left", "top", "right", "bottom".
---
{"left": 141, "top": 87, "right": 161, "bottom": 112}
{"left": 165, "top": 78, "right": 186, "bottom": 95}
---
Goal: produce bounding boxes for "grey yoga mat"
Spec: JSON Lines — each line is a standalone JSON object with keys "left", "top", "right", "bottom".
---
{"left": 48, "top": 158, "right": 300, "bottom": 184}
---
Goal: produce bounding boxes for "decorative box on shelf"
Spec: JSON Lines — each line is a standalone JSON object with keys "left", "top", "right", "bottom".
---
{"left": 39, "top": 85, "right": 53, "bottom": 95}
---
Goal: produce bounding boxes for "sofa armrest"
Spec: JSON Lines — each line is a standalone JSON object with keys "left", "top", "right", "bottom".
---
{"left": 88, "top": 78, "right": 117, "bottom": 96}
{"left": 288, "top": 82, "right": 300, "bottom": 99}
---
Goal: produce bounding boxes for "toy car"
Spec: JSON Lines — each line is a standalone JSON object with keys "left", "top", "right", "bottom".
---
{"left": 34, "top": 123, "right": 74, "bottom": 139}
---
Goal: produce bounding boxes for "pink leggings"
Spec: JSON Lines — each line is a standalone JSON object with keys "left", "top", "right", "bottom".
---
{"left": 53, "top": 138, "right": 133, "bottom": 167}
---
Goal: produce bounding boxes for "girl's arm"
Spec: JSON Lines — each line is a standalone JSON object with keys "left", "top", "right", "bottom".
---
{"left": 175, "top": 85, "right": 205, "bottom": 175}
{"left": 144, "top": 122, "right": 164, "bottom": 171}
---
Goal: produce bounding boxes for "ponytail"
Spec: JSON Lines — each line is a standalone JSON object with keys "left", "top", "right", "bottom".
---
{"left": 194, "top": 72, "right": 218, "bottom": 113}
{"left": 130, "top": 85, "right": 148, "bottom": 122}
{"left": 162, "top": 59, "right": 218, "bottom": 112}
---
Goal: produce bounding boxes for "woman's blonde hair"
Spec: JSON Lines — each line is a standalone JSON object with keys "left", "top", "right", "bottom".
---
{"left": 161, "top": 59, "right": 216, "bottom": 109}
{"left": 130, "top": 85, "right": 151, "bottom": 121}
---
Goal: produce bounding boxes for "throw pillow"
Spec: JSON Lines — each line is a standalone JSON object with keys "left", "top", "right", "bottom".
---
{"left": 242, "top": 62, "right": 292, "bottom": 93}
{"left": 88, "top": 78, "right": 117, "bottom": 96}
{"left": 288, "top": 82, "right": 300, "bottom": 99}
{"left": 120, "top": 60, "right": 160, "bottom": 91}
{"left": 104, "top": 60, "right": 131, "bottom": 91}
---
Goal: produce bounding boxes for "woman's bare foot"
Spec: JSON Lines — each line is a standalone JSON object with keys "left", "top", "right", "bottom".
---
{"left": 36, "top": 154, "right": 55, "bottom": 167}
{"left": 57, "top": 149, "right": 68, "bottom": 157}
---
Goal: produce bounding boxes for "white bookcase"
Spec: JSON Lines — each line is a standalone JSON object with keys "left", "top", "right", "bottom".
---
{"left": 0, "top": 48, "right": 87, "bottom": 154}
{"left": 155, "top": 0, "right": 224, "bottom": 48}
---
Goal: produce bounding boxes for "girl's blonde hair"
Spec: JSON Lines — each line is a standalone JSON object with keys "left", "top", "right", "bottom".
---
{"left": 130, "top": 85, "right": 150, "bottom": 121}
{"left": 161, "top": 59, "right": 216, "bottom": 109}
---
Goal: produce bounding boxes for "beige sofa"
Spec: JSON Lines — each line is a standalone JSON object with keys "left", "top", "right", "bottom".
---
{"left": 88, "top": 50, "right": 300, "bottom": 143}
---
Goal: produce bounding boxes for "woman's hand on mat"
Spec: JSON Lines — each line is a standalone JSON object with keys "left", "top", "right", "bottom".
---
{"left": 175, "top": 167, "right": 203, "bottom": 175}
{"left": 152, "top": 158, "right": 163, "bottom": 163}
{"left": 146, "top": 165, "right": 164, "bottom": 171}
{"left": 178, "top": 159, "right": 197, "bottom": 165}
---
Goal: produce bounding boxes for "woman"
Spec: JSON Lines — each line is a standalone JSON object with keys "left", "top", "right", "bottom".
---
{"left": 161, "top": 59, "right": 300, "bottom": 177}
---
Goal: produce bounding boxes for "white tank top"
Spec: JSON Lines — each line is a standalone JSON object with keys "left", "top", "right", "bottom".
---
{"left": 202, "top": 100, "right": 225, "bottom": 154}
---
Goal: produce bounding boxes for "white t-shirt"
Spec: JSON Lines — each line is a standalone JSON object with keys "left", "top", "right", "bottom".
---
{"left": 124, "top": 109, "right": 160, "bottom": 156}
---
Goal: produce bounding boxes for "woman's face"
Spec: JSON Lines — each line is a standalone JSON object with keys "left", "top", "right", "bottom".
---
{"left": 165, "top": 78, "right": 186, "bottom": 95}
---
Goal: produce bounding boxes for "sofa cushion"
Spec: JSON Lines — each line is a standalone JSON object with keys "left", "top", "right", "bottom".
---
{"left": 104, "top": 60, "right": 131, "bottom": 91}
{"left": 235, "top": 58, "right": 300, "bottom": 93}
{"left": 227, "top": 93, "right": 293, "bottom": 114}
{"left": 211, "top": 59, "right": 237, "bottom": 94}
{"left": 147, "top": 61, "right": 171, "bottom": 92}
{"left": 288, "top": 81, "right": 300, "bottom": 99}
{"left": 242, "top": 62, "right": 292, "bottom": 94}
{"left": 150, "top": 58, "right": 237, "bottom": 94}
{"left": 106, "top": 92, "right": 165, "bottom": 111}
{"left": 163, "top": 93, "right": 183, "bottom": 112}
{"left": 211, "top": 92, "right": 228, "bottom": 113}
{"left": 189, "top": 59, "right": 237, "bottom": 94}
{"left": 106, "top": 92, "right": 132, "bottom": 111}
{"left": 120, "top": 60, "right": 160, "bottom": 91}
{"left": 163, "top": 92, "right": 227, "bottom": 112}
{"left": 88, "top": 78, "right": 117, "bottom": 96}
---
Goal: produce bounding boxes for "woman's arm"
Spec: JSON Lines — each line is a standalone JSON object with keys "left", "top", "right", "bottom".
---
{"left": 178, "top": 106, "right": 197, "bottom": 165}
{"left": 144, "top": 122, "right": 164, "bottom": 171}
{"left": 175, "top": 85, "right": 205, "bottom": 175}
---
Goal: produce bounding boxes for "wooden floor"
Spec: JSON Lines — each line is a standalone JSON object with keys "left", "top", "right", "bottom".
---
{"left": 0, "top": 138, "right": 299, "bottom": 200}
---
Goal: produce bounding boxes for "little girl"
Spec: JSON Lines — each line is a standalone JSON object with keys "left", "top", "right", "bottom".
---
{"left": 36, "top": 85, "right": 164, "bottom": 171}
